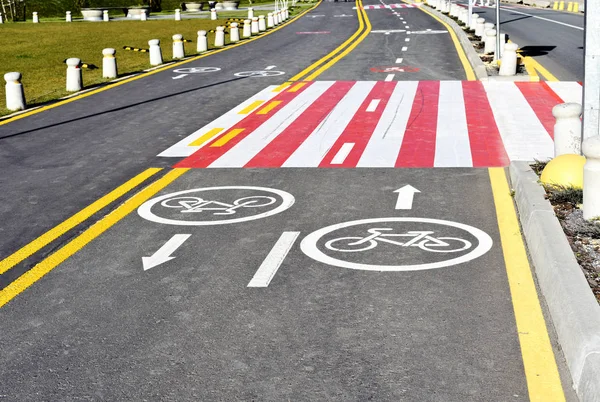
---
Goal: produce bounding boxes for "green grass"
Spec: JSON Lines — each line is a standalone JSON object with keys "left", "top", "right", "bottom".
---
{"left": 0, "top": 4, "right": 309, "bottom": 115}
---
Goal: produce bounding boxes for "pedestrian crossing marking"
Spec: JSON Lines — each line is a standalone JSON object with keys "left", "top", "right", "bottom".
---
{"left": 211, "top": 128, "right": 245, "bottom": 147}
{"left": 257, "top": 100, "right": 283, "bottom": 115}
{"left": 288, "top": 82, "right": 308, "bottom": 92}
{"left": 188, "top": 127, "right": 224, "bottom": 146}
{"left": 238, "top": 100, "right": 265, "bottom": 115}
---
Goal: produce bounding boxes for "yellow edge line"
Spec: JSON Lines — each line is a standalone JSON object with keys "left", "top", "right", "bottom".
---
{"left": 0, "top": 2, "right": 321, "bottom": 127}
{"left": 523, "top": 56, "right": 559, "bottom": 82}
{"left": 188, "top": 127, "right": 224, "bottom": 146}
{"left": 256, "top": 100, "right": 283, "bottom": 115}
{"left": 288, "top": 82, "right": 308, "bottom": 92}
{"left": 304, "top": 0, "right": 369, "bottom": 81}
{"left": 0, "top": 168, "right": 188, "bottom": 309}
{"left": 488, "top": 167, "right": 566, "bottom": 401}
{"left": 523, "top": 57, "right": 541, "bottom": 82}
{"left": 414, "top": 2, "right": 476, "bottom": 81}
{"left": 238, "top": 100, "right": 265, "bottom": 115}
{"left": 211, "top": 128, "right": 245, "bottom": 147}
{"left": 0, "top": 167, "right": 162, "bottom": 276}
{"left": 289, "top": 0, "right": 366, "bottom": 82}
{"left": 272, "top": 82, "right": 292, "bottom": 93}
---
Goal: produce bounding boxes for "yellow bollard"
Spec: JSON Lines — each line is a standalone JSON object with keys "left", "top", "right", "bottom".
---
{"left": 567, "top": 2, "right": 573, "bottom": 11}
{"left": 573, "top": 2, "right": 579, "bottom": 12}
{"left": 540, "top": 154, "right": 586, "bottom": 189}
{"left": 553, "top": 0, "right": 559, "bottom": 9}
{"left": 558, "top": 0, "right": 565, "bottom": 9}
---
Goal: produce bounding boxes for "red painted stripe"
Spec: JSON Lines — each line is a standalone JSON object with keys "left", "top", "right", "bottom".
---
{"left": 540, "top": 81, "right": 567, "bottom": 104}
{"left": 245, "top": 81, "right": 356, "bottom": 168}
{"left": 319, "top": 81, "right": 397, "bottom": 168}
{"left": 174, "top": 82, "right": 313, "bottom": 168}
{"left": 515, "top": 81, "right": 559, "bottom": 139}
{"left": 462, "top": 81, "right": 509, "bottom": 167}
{"left": 395, "top": 81, "right": 439, "bottom": 167}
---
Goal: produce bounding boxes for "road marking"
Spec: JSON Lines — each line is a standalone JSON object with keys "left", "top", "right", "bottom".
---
{"left": 385, "top": 74, "right": 395, "bottom": 81}
{"left": 188, "top": 127, "right": 224, "bottom": 146}
{"left": 366, "top": 99, "right": 381, "bottom": 112}
{"left": 331, "top": 143, "right": 355, "bottom": 164}
{"left": 488, "top": 168, "right": 566, "bottom": 401}
{"left": 371, "top": 29, "right": 406, "bottom": 33}
{"left": 288, "top": 82, "right": 308, "bottom": 92}
{"left": 265, "top": 65, "right": 276, "bottom": 70}
{"left": 272, "top": 82, "right": 292, "bottom": 92}
{"left": 173, "top": 67, "right": 221, "bottom": 74}
{"left": 142, "top": 234, "right": 191, "bottom": 271}
{"left": 401, "top": 46, "right": 408, "bottom": 51}
{"left": 396, "top": 58, "right": 403, "bottom": 63}
{"left": 405, "top": 38, "right": 410, "bottom": 42}
{"left": 257, "top": 100, "right": 283, "bottom": 115}
{"left": 394, "top": 185, "right": 420, "bottom": 209}
{"left": 497, "top": 7, "right": 583, "bottom": 30}
{"left": 405, "top": 25, "right": 410, "bottom": 28}
{"left": 210, "top": 128, "right": 245, "bottom": 147}
{"left": 545, "top": 81, "right": 582, "bottom": 104}
{"left": 0, "top": 168, "right": 161, "bottom": 276}
{"left": 234, "top": 70, "right": 285, "bottom": 77}
{"left": 296, "top": 31, "right": 331, "bottom": 34}
{"left": 238, "top": 100, "right": 265, "bottom": 115}
{"left": 522, "top": 56, "right": 559, "bottom": 82}
{"left": 333, "top": 14, "right": 355, "bottom": 17}
{"left": 172, "top": 74, "right": 188, "bottom": 80}
{"left": 0, "top": 168, "right": 188, "bottom": 309}
{"left": 247, "top": 232, "right": 300, "bottom": 287}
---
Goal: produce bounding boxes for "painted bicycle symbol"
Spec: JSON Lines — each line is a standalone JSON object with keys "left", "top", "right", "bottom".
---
{"left": 233, "top": 70, "right": 285, "bottom": 78}
{"left": 160, "top": 195, "right": 277, "bottom": 216}
{"left": 325, "top": 228, "right": 472, "bottom": 253}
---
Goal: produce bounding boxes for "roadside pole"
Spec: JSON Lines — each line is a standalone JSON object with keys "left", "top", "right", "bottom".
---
{"left": 495, "top": 0, "right": 501, "bottom": 60}
{"left": 468, "top": 0, "right": 473, "bottom": 26}
{"left": 583, "top": 0, "right": 600, "bottom": 141}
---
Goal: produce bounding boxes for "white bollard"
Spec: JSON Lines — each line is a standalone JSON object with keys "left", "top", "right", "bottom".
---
{"left": 103, "top": 10, "right": 109, "bottom": 21}
{"left": 500, "top": 33, "right": 506, "bottom": 54}
{"left": 66, "top": 11, "right": 72, "bottom": 22}
{"left": 32, "top": 12, "right": 39, "bottom": 23}
{"left": 267, "top": 12, "right": 274, "bottom": 28}
{"left": 172, "top": 34, "right": 185, "bottom": 59}
{"left": 443, "top": 0, "right": 450, "bottom": 13}
{"left": 214, "top": 26, "right": 225, "bottom": 47}
{"left": 229, "top": 22, "right": 240, "bottom": 42}
{"left": 436, "top": 0, "right": 443, "bottom": 10}
{"left": 148, "top": 39, "right": 163, "bottom": 66}
{"left": 251, "top": 16, "right": 259, "bottom": 34}
{"left": 0, "top": 12, "right": 3, "bottom": 24}
{"left": 274, "top": 10, "right": 280, "bottom": 25}
{"left": 175, "top": 8, "right": 181, "bottom": 20}
{"left": 197, "top": 30, "right": 208, "bottom": 52}
{"left": 247, "top": 7, "right": 254, "bottom": 19}
{"left": 482, "top": 22, "right": 494, "bottom": 43}
{"left": 469, "top": 13, "right": 479, "bottom": 30}
{"left": 258, "top": 15, "right": 266, "bottom": 31}
{"left": 4, "top": 72, "right": 26, "bottom": 111}
{"left": 484, "top": 29, "right": 496, "bottom": 54}
{"left": 552, "top": 103, "right": 583, "bottom": 156}
{"left": 475, "top": 18, "right": 485, "bottom": 37}
{"left": 583, "top": 136, "right": 600, "bottom": 220}
{"left": 243, "top": 19, "right": 251, "bottom": 37}
{"left": 450, "top": 4, "right": 457, "bottom": 16}
{"left": 65, "top": 58, "right": 82, "bottom": 92}
{"left": 141, "top": 10, "right": 147, "bottom": 21}
{"left": 102, "top": 48, "right": 118, "bottom": 78}
{"left": 284, "top": 7, "right": 289, "bottom": 19}
{"left": 499, "top": 42, "right": 518, "bottom": 76}
{"left": 210, "top": 8, "right": 217, "bottom": 20}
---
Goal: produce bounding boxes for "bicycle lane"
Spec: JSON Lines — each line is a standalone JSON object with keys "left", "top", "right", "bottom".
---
{"left": 0, "top": 168, "right": 567, "bottom": 400}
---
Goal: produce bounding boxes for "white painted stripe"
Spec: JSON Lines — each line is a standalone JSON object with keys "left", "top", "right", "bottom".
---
{"left": 158, "top": 86, "right": 280, "bottom": 157}
{"left": 247, "top": 232, "right": 299, "bottom": 287}
{"left": 405, "top": 26, "right": 410, "bottom": 29}
{"left": 357, "top": 81, "right": 419, "bottom": 167}
{"left": 265, "top": 65, "right": 276, "bottom": 70}
{"left": 496, "top": 7, "right": 583, "bottom": 30}
{"left": 366, "top": 99, "right": 381, "bottom": 112}
{"left": 483, "top": 81, "right": 554, "bottom": 161}
{"left": 385, "top": 74, "right": 395, "bottom": 81}
{"left": 331, "top": 143, "right": 355, "bottom": 164}
{"left": 434, "top": 81, "right": 473, "bottom": 167}
{"left": 283, "top": 81, "right": 375, "bottom": 167}
{"left": 210, "top": 81, "right": 334, "bottom": 167}
{"left": 545, "top": 81, "right": 583, "bottom": 104}
{"left": 371, "top": 29, "right": 406, "bottom": 33}
{"left": 405, "top": 38, "right": 410, "bottom": 42}
{"left": 401, "top": 46, "right": 408, "bottom": 51}
{"left": 396, "top": 58, "right": 403, "bottom": 63}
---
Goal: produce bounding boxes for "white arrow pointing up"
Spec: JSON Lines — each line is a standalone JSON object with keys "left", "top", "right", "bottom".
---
{"left": 142, "top": 234, "right": 191, "bottom": 271}
{"left": 393, "top": 185, "right": 420, "bottom": 210}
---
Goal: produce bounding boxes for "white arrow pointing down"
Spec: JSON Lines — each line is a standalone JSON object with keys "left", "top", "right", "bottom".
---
{"left": 142, "top": 234, "right": 191, "bottom": 271}
{"left": 394, "top": 185, "right": 420, "bottom": 210}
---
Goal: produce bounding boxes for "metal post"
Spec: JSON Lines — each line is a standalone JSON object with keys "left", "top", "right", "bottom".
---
{"left": 583, "top": 0, "right": 600, "bottom": 142}
{"left": 495, "top": 0, "right": 501, "bottom": 60}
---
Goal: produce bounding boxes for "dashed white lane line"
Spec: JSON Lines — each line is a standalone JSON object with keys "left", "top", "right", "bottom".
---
{"left": 396, "top": 58, "right": 403, "bottom": 63}
{"left": 366, "top": 99, "right": 381, "bottom": 112}
{"left": 247, "top": 232, "right": 300, "bottom": 287}
{"left": 402, "top": 46, "right": 408, "bottom": 51}
{"left": 331, "top": 143, "right": 356, "bottom": 164}
{"left": 265, "top": 65, "right": 276, "bottom": 70}
{"left": 385, "top": 74, "right": 395, "bottom": 81}
{"left": 405, "top": 38, "right": 410, "bottom": 42}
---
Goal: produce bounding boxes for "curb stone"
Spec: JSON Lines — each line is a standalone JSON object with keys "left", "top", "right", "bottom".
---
{"left": 509, "top": 161, "right": 600, "bottom": 402}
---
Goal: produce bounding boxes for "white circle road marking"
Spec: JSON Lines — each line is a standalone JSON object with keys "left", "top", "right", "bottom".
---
{"left": 173, "top": 67, "right": 221, "bottom": 74}
{"left": 138, "top": 186, "right": 295, "bottom": 226}
{"left": 234, "top": 70, "right": 286, "bottom": 77}
{"left": 300, "top": 217, "right": 493, "bottom": 271}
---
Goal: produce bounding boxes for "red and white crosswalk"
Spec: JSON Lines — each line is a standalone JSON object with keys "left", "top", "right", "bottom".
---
{"left": 159, "top": 80, "right": 582, "bottom": 168}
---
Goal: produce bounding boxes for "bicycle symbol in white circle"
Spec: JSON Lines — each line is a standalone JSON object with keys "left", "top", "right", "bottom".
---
{"left": 173, "top": 67, "right": 221, "bottom": 74}
{"left": 325, "top": 228, "right": 472, "bottom": 253}
{"left": 160, "top": 195, "right": 276, "bottom": 216}
{"left": 234, "top": 70, "right": 285, "bottom": 77}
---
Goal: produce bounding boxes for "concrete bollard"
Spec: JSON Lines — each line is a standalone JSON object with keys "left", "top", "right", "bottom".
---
{"left": 4, "top": 72, "right": 26, "bottom": 111}
{"left": 210, "top": 8, "right": 217, "bottom": 20}
{"left": 243, "top": 19, "right": 251, "bottom": 37}
{"left": 251, "top": 16, "right": 259, "bottom": 34}
{"left": 248, "top": 7, "right": 254, "bottom": 19}
{"left": 583, "top": 136, "right": 600, "bottom": 220}
{"left": 230, "top": 22, "right": 240, "bottom": 42}
{"left": 475, "top": 18, "right": 485, "bottom": 37}
{"left": 172, "top": 34, "right": 185, "bottom": 59}
{"left": 148, "top": 39, "right": 163, "bottom": 65}
{"left": 285, "top": 7, "right": 289, "bottom": 19}
{"left": 175, "top": 8, "right": 181, "bottom": 20}
{"left": 32, "top": 12, "right": 39, "bottom": 23}
{"left": 66, "top": 11, "right": 72, "bottom": 22}
{"left": 482, "top": 22, "right": 494, "bottom": 42}
{"left": 141, "top": 10, "right": 147, "bottom": 21}
{"left": 267, "top": 12, "right": 274, "bottom": 28}
{"left": 484, "top": 29, "right": 496, "bottom": 54}
{"left": 214, "top": 26, "right": 225, "bottom": 47}
{"left": 0, "top": 12, "right": 3, "bottom": 24}
{"left": 103, "top": 10, "right": 109, "bottom": 21}
{"left": 102, "top": 48, "right": 118, "bottom": 78}
{"left": 450, "top": 4, "right": 458, "bottom": 17}
{"left": 553, "top": 103, "right": 583, "bottom": 156}
{"left": 469, "top": 13, "right": 479, "bottom": 30}
{"left": 458, "top": 8, "right": 467, "bottom": 23}
{"left": 65, "top": 58, "right": 82, "bottom": 92}
{"left": 274, "top": 10, "right": 280, "bottom": 25}
{"left": 197, "top": 30, "right": 208, "bottom": 52}
{"left": 499, "top": 42, "right": 518, "bottom": 76}
{"left": 500, "top": 33, "right": 506, "bottom": 54}
{"left": 258, "top": 15, "right": 266, "bottom": 31}
{"left": 436, "top": 0, "right": 443, "bottom": 10}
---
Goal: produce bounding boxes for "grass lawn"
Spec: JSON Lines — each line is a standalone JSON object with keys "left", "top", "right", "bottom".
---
{"left": 0, "top": 3, "right": 312, "bottom": 116}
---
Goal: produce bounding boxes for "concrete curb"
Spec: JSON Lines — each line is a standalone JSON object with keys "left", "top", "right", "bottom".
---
{"left": 509, "top": 161, "right": 600, "bottom": 402}
{"left": 422, "top": 4, "right": 488, "bottom": 80}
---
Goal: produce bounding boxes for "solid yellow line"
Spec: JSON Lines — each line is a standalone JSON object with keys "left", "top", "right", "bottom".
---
{"left": 303, "top": 0, "right": 369, "bottom": 81}
{"left": 0, "top": 2, "right": 321, "bottom": 127}
{"left": 256, "top": 100, "right": 283, "bottom": 115}
{"left": 238, "top": 100, "right": 265, "bottom": 115}
{"left": 0, "top": 168, "right": 188, "bottom": 309}
{"left": 188, "top": 127, "right": 224, "bottom": 146}
{"left": 523, "top": 56, "right": 559, "bottom": 82}
{"left": 289, "top": 0, "right": 365, "bottom": 82}
{"left": 0, "top": 168, "right": 161, "bottom": 276}
{"left": 288, "top": 82, "right": 307, "bottom": 93}
{"left": 210, "top": 128, "right": 245, "bottom": 147}
{"left": 272, "top": 82, "right": 292, "bottom": 93}
{"left": 488, "top": 168, "right": 566, "bottom": 401}
{"left": 415, "top": 3, "right": 476, "bottom": 81}
{"left": 523, "top": 57, "right": 541, "bottom": 82}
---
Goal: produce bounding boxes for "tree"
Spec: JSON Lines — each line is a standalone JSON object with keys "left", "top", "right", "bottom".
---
{"left": 143, "top": 0, "right": 161, "bottom": 12}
